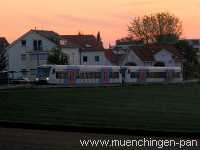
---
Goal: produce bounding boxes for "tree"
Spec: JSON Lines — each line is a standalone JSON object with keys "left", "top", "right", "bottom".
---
{"left": 48, "top": 47, "right": 68, "bottom": 65}
{"left": 128, "top": 12, "right": 182, "bottom": 45}
{"left": 0, "top": 48, "right": 7, "bottom": 71}
{"left": 176, "top": 40, "right": 200, "bottom": 79}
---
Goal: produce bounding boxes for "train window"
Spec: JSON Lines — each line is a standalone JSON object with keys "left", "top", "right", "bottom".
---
{"left": 85, "top": 72, "right": 89, "bottom": 79}
{"left": 56, "top": 72, "right": 68, "bottom": 79}
{"left": 109, "top": 72, "right": 119, "bottom": 79}
{"left": 79, "top": 72, "right": 84, "bottom": 79}
{"left": 63, "top": 72, "right": 68, "bottom": 79}
{"left": 130, "top": 72, "right": 139, "bottom": 78}
{"left": 52, "top": 69, "right": 56, "bottom": 74}
{"left": 109, "top": 72, "right": 113, "bottom": 79}
{"left": 56, "top": 72, "right": 62, "bottom": 79}
{"left": 88, "top": 72, "right": 92, "bottom": 79}
{"left": 148, "top": 72, "right": 167, "bottom": 78}
{"left": 95, "top": 72, "right": 101, "bottom": 79}
{"left": 83, "top": 56, "right": 88, "bottom": 62}
{"left": 76, "top": 72, "right": 80, "bottom": 79}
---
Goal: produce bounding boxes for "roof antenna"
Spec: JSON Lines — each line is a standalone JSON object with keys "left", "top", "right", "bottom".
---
{"left": 35, "top": 26, "right": 37, "bottom": 30}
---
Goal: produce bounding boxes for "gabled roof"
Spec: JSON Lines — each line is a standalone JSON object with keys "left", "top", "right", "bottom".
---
{"left": 7, "top": 29, "right": 60, "bottom": 50}
{"left": 34, "top": 30, "right": 60, "bottom": 45}
{"left": 130, "top": 44, "right": 184, "bottom": 62}
{"left": 130, "top": 46, "right": 153, "bottom": 61}
{"left": 60, "top": 34, "right": 104, "bottom": 52}
{"left": 0, "top": 37, "right": 9, "bottom": 50}
{"left": 105, "top": 49, "right": 126, "bottom": 65}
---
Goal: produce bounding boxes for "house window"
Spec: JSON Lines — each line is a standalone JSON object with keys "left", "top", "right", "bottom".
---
{"left": 83, "top": 56, "right": 88, "bottom": 62}
{"left": 21, "top": 40, "right": 26, "bottom": 47}
{"left": 95, "top": 56, "right": 100, "bottom": 62}
{"left": 30, "top": 53, "right": 38, "bottom": 61}
{"left": 38, "top": 40, "right": 43, "bottom": 50}
{"left": 30, "top": 53, "right": 48, "bottom": 61}
{"left": 33, "top": 40, "right": 43, "bottom": 50}
{"left": 33, "top": 40, "right": 37, "bottom": 50}
{"left": 21, "top": 54, "right": 26, "bottom": 61}
{"left": 39, "top": 53, "right": 48, "bottom": 60}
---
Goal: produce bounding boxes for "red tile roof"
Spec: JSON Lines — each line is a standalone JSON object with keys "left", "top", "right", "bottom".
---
{"left": 130, "top": 46, "right": 153, "bottom": 61}
{"left": 105, "top": 49, "right": 126, "bottom": 65}
{"left": 60, "top": 34, "right": 104, "bottom": 52}
{"left": 33, "top": 30, "right": 60, "bottom": 45}
{"left": 130, "top": 44, "right": 184, "bottom": 62}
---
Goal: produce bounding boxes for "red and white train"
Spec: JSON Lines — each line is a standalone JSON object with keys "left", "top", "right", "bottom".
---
{"left": 36, "top": 65, "right": 183, "bottom": 85}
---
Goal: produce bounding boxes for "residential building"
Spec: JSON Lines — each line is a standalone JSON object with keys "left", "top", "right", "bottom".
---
{"left": 106, "top": 44, "right": 184, "bottom": 67}
{"left": 60, "top": 33, "right": 106, "bottom": 65}
{"left": 7, "top": 30, "right": 110, "bottom": 79}
{"left": 7, "top": 29, "right": 60, "bottom": 79}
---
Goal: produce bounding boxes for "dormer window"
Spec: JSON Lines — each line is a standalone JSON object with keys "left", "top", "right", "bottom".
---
{"left": 21, "top": 40, "right": 26, "bottom": 47}
{"left": 60, "top": 40, "right": 68, "bottom": 45}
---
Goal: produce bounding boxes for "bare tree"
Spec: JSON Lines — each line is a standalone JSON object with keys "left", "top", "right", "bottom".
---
{"left": 128, "top": 12, "right": 182, "bottom": 45}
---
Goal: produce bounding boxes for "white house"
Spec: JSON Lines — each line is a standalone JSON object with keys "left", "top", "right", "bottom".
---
{"left": 7, "top": 29, "right": 112, "bottom": 80}
{"left": 6, "top": 29, "right": 60, "bottom": 79}
{"left": 60, "top": 34, "right": 107, "bottom": 66}
{"left": 106, "top": 44, "right": 184, "bottom": 67}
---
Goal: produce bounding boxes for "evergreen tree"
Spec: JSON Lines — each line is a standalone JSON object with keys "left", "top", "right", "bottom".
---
{"left": 176, "top": 40, "right": 200, "bottom": 79}
{"left": 48, "top": 47, "right": 68, "bottom": 65}
{"left": 0, "top": 48, "right": 7, "bottom": 71}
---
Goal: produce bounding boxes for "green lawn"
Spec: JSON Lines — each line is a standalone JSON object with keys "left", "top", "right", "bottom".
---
{"left": 0, "top": 84, "right": 200, "bottom": 133}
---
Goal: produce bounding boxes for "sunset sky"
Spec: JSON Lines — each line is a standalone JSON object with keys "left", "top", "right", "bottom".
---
{"left": 1, "top": 0, "right": 200, "bottom": 47}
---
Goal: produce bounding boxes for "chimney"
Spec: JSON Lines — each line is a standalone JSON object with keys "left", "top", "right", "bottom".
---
{"left": 97, "top": 31, "right": 101, "bottom": 42}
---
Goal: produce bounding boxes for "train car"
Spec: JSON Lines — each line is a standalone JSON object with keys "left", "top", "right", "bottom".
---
{"left": 36, "top": 65, "right": 183, "bottom": 85}
{"left": 36, "top": 65, "right": 122, "bottom": 86}
{"left": 126, "top": 66, "right": 183, "bottom": 83}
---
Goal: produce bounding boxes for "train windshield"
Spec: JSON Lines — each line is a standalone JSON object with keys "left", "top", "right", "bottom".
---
{"left": 37, "top": 66, "right": 51, "bottom": 78}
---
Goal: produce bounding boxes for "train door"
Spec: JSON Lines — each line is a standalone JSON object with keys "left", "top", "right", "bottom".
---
{"left": 138, "top": 69, "right": 148, "bottom": 82}
{"left": 67, "top": 70, "right": 77, "bottom": 85}
{"left": 101, "top": 68, "right": 110, "bottom": 84}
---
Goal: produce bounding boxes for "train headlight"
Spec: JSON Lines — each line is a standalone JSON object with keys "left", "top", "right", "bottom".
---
{"left": 36, "top": 78, "right": 39, "bottom": 81}
{"left": 46, "top": 77, "right": 49, "bottom": 81}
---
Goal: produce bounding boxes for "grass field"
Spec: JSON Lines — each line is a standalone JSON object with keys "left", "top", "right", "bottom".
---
{"left": 0, "top": 84, "right": 200, "bottom": 133}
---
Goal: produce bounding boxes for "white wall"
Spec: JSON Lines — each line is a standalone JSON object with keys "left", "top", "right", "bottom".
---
{"left": 7, "top": 31, "right": 57, "bottom": 79}
{"left": 81, "top": 51, "right": 106, "bottom": 65}
{"left": 154, "top": 49, "right": 181, "bottom": 67}
{"left": 122, "top": 50, "right": 144, "bottom": 66}
{"left": 62, "top": 48, "right": 80, "bottom": 65}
